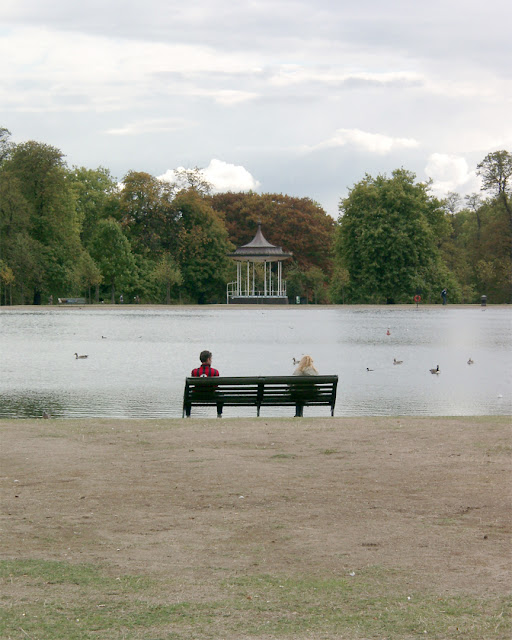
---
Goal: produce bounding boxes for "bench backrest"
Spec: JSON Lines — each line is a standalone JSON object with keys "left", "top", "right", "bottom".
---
{"left": 183, "top": 375, "right": 338, "bottom": 412}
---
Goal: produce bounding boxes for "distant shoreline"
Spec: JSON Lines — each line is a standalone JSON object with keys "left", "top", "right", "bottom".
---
{"left": 1, "top": 303, "right": 510, "bottom": 311}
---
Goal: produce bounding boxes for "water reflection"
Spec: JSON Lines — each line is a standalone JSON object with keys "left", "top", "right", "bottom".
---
{"left": 0, "top": 306, "right": 510, "bottom": 418}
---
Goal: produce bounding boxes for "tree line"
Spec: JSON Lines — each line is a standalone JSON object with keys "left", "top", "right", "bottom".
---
{"left": 0, "top": 127, "right": 510, "bottom": 305}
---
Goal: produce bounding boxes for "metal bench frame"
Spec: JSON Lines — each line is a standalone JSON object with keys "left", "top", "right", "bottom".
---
{"left": 183, "top": 375, "right": 338, "bottom": 418}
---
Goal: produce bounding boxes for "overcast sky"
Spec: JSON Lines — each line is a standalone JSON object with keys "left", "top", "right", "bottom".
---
{"left": 2, "top": 0, "right": 511, "bottom": 217}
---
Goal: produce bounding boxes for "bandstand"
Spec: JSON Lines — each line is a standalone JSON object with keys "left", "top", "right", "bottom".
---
{"left": 227, "top": 222, "right": 292, "bottom": 304}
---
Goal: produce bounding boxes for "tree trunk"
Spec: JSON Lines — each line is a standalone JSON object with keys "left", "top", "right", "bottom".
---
{"left": 111, "top": 281, "right": 115, "bottom": 304}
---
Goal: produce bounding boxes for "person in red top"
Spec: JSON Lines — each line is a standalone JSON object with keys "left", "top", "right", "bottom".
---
{"left": 191, "top": 350, "right": 219, "bottom": 377}
{"left": 190, "top": 350, "right": 223, "bottom": 417}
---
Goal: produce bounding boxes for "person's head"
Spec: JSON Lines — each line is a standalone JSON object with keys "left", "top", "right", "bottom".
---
{"left": 297, "top": 355, "right": 316, "bottom": 371}
{"left": 199, "top": 350, "right": 212, "bottom": 364}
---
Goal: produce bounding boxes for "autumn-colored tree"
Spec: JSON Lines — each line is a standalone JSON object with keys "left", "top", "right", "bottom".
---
{"left": 209, "top": 192, "right": 335, "bottom": 274}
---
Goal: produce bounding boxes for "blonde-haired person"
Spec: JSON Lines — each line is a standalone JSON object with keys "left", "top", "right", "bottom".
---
{"left": 292, "top": 355, "right": 318, "bottom": 417}
{"left": 294, "top": 355, "right": 318, "bottom": 376}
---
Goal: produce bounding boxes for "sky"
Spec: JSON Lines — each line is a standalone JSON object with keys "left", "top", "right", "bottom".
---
{"left": 2, "top": 0, "right": 511, "bottom": 217}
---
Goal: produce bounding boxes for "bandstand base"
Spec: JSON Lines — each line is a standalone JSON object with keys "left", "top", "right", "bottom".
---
{"left": 228, "top": 296, "right": 289, "bottom": 305}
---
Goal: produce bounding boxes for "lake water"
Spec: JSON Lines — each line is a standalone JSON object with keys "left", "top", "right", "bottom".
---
{"left": 0, "top": 306, "right": 511, "bottom": 419}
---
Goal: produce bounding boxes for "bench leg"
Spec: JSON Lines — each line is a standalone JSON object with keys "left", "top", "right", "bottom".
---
{"left": 184, "top": 404, "right": 191, "bottom": 418}
{"left": 217, "top": 402, "right": 223, "bottom": 418}
{"left": 294, "top": 403, "right": 304, "bottom": 417}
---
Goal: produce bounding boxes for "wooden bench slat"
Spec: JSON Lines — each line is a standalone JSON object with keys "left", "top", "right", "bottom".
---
{"left": 183, "top": 375, "right": 338, "bottom": 418}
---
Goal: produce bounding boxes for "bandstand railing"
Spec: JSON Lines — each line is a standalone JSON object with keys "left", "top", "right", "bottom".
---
{"left": 227, "top": 281, "right": 287, "bottom": 303}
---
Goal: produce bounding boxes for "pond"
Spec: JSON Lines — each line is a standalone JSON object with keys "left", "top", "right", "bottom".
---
{"left": 0, "top": 305, "right": 510, "bottom": 418}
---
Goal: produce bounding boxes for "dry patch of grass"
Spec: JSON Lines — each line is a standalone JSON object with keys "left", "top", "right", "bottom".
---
{"left": 1, "top": 416, "right": 510, "bottom": 639}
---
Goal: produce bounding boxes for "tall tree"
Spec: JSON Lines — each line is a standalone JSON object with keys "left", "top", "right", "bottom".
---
{"left": 477, "top": 150, "right": 512, "bottom": 196}
{"left": 209, "top": 192, "right": 335, "bottom": 274}
{"left": 2, "top": 141, "right": 81, "bottom": 302}
{"left": 174, "top": 189, "right": 234, "bottom": 303}
{"left": 333, "top": 169, "right": 458, "bottom": 304}
{"left": 117, "top": 170, "right": 179, "bottom": 257}
{"left": 70, "top": 252, "right": 103, "bottom": 303}
{"left": 153, "top": 253, "right": 183, "bottom": 304}
{"left": 67, "top": 166, "right": 119, "bottom": 248}
{"left": 89, "top": 219, "right": 137, "bottom": 303}
{"left": 0, "top": 127, "right": 12, "bottom": 163}
{"left": 476, "top": 150, "right": 512, "bottom": 300}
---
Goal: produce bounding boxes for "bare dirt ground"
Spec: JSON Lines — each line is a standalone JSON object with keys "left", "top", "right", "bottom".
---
{"left": 1, "top": 415, "right": 510, "bottom": 600}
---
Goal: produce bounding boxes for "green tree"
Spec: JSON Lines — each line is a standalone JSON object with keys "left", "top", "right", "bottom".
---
{"left": 476, "top": 150, "right": 512, "bottom": 301}
{"left": 328, "top": 265, "right": 350, "bottom": 304}
{"left": 0, "top": 172, "right": 31, "bottom": 268}
{"left": 89, "top": 219, "right": 137, "bottom": 303}
{"left": 0, "top": 260, "right": 15, "bottom": 305}
{"left": 304, "top": 266, "right": 328, "bottom": 303}
{"left": 117, "top": 170, "right": 179, "bottom": 257}
{"left": 2, "top": 141, "right": 81, "bottom": 303}
{"left": 333, "top": 169, "right": 458, "bottom": 304}
{"left": 0, "top": 127, "right": 12, "bottom": 162}
{"left": 285, "top": 264, "right": 307, "bottom": 302}
{"left": 70, "top": 252, "right": 103, "bottom": 303}
{"left": 153, "top": 253, "right": 183, "bottom": 304}
{"left": 477, "top": 150, "right": 512, "bottom": 196}
{"left": 67, "top": 166, "right": 119, "bottom": 248}
{"left": 170, "top": 167, "right": 212, "bottom": 195}
{"left": 174, "top": 190, "right": 234, "bottom": 303}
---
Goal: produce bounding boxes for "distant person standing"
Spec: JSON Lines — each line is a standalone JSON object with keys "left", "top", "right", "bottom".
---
{"left": 191, "top": 350, "right": 220, "bottom": 377}
{"left": 441, "top": 288, "right": 447, "bottom": 305}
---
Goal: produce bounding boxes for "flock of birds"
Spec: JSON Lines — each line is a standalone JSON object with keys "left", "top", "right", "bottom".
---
{"left": 366, "top": 358, "right": 475, "bottom": 374}
{"left": 42, "top": 331, "right": 481, "bottom": 419}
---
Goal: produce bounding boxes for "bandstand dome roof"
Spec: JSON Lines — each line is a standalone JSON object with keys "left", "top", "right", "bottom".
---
{"left": 228, "top": 222, "right": 293, "bottom": 263}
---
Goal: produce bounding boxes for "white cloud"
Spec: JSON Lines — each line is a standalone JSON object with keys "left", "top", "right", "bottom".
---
{"left": 2, "top": 1, "right": 510, "bottom": 214}
{"left": 305, "top": 128, "right": 419, "bottom": 154}
{"left": 158, "top": 159, "right": 260, "bottom": 193}
{"left": 0, "top": 26, "right": 262, "bottom": 113}
{"left": 270, "top": 66, "right": 423, "bottom": 88}
{"left": 106, "top": 118, "right": 194, "bottom": 136}
{"left": 425, "top": 153, "right": 481, "bottom": 196}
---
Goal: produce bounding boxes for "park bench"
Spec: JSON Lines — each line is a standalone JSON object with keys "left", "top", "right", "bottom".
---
{"left": 182, "top": 375, "right": 338, "bottom": 418}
